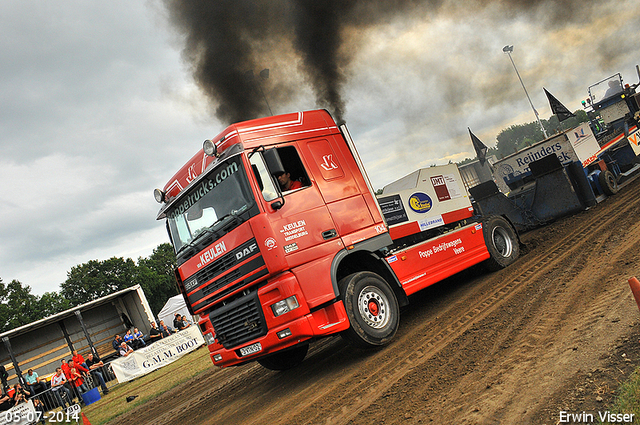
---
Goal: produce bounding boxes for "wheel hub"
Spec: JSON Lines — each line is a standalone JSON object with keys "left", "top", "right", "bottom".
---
{"left": 492, "top": 226, "right": 513, "bottom": 257}
{"left": 358, "top": 286, "right": 390, "bottom": 329}
{"left": 368, "top": 300, "right": 379, "bottom": 316}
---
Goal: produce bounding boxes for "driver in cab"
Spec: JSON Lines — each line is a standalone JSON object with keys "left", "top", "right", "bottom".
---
{"left": 275, "top": 171, "right": 303, "bottom": 192}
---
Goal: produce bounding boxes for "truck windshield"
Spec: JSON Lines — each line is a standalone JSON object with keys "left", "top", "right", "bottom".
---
{"left": 588, "top": 74, "right": 623, "bottom": 103}
{"left": 165, "top": 155, "right": 255, "bottom": 254}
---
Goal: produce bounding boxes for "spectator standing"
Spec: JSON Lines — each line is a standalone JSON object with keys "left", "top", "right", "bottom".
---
{"left": 68, "top": 364, "right": 88, "bottom": 395}
{"left": 85, "top": 353, "right": 109, "bottom": 395}
{"left": 174, "top": 314, "right": 191, "bottom": 331}
{"left": 173, "top": 314, "right": 182, "bottom": 330}
{"left": 72, "top": 350, "right": 88, "bottom": 370}
{"left": 50, "top": 368, "right": 72, "bottom": 408}
{"left": 0, "top": 365, "right": 8, "bottom": 394}
{"left": 61, "top": 358, "right": 88, "bottom": 401}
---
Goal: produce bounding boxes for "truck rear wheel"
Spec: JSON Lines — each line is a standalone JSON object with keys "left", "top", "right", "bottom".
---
{"left": 483, "top": 216, "right": 519, "bottom": 271}
{"left": 257, "top": 343, "right": 309, "bottom": 371}
{"left": 598, "top": 169, "right": 618, "bottom": 196}
{"left": 339, "top": 272, "right": 400, "bottom": 348}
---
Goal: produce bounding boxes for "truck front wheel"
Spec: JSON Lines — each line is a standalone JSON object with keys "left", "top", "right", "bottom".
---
{"left": 339, "top": 272, "right": 400, "bottom": 348}
{"left": 257, "top": 343, "right": 309, "bottom": 371}
{"left": 598, "top": 169, "right": 618, "bottom": 196}
{"left": 483, "top": 215, "right": 520, "bottom": 271}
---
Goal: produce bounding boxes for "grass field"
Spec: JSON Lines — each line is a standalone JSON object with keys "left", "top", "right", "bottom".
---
{"left": 80, "top": 347, "right": 213, "bottom": 425}
{"left": 602, "top": 366, "right": 640, "bottom": 424}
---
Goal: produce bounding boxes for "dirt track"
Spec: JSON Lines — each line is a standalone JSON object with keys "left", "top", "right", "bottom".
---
{"left": 120, "top": 177, "right": 640, "bottom": 425}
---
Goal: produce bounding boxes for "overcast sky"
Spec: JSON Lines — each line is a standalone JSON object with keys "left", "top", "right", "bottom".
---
{"left": 2, "top": 1, "right": 639, "bottom": 295}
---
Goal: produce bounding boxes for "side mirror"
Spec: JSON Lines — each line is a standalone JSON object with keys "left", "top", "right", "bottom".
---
{"left": 270, "top": 200, "right": 284, "bottom": 210}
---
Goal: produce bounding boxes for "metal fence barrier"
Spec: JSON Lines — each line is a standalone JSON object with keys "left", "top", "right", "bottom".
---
{"left": 22, "top": 363, "right": 117, "bottom": 415}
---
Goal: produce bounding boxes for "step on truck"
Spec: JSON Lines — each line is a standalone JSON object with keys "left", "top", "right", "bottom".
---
{"left": 154, "top": 110, "right": 520, "bottom": 370}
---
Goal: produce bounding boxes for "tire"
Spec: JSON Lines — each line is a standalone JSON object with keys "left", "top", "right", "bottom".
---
{"left": 339, "top": 272, "right": 400, "bottom": 348}
{"left": 483, "top": 216, "right": 520, "bottom": 271}
{"left": 257, "top": 344, "right": 309, "bottom": 371}
{"left": 598, "top": 169, "right": 618, "bottom": 196}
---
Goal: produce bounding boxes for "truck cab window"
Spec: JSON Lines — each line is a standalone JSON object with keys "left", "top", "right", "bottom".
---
{"left": 273, "top": 146, "right": 310, "bottom": 193}
{"left": 250, "top": 146, "right": 310, "bottom": 201}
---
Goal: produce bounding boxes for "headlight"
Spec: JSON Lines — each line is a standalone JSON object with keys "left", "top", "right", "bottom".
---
{"left": 270, "top": 296, "right": 299, "bottom": 317}
{"left": 204, "top": 332, "right": 216, "bottom": 346}
{"left": 203, "top": 139, "right": 217, "bottom": 157}
{"left": 153, "top": 188, "right": 165, "bottom": 203}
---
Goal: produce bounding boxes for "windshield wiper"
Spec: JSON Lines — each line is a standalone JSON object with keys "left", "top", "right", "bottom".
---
{"left": 212, "top": 205, "right": 249, "bottom": 231}
{"left": 177, "top": 205, "right": 250, "bottom": 256}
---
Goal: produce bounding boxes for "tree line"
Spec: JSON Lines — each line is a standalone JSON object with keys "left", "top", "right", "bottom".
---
{"left": 0, "top": 243, "right": 178, "bottom": 334}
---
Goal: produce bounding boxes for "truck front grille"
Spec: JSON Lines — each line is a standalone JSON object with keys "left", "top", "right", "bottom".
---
{"left": 209, "top": 291, "right": 266, "bottom": 349}
{"left": 187, "top": 238, "right": 268, "bottom": 311}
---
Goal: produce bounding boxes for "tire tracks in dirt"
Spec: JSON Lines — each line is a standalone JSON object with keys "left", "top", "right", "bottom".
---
{"left": 119, "top": 178, "right": 640, "bottom": 425}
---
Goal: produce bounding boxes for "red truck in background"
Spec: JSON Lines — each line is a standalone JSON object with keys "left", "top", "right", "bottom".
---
{"left": 154, "top": 110, "right": 520, "bottom": 370}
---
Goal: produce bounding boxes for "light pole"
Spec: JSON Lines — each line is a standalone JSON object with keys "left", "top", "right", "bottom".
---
{"left": 502, "top": 45, "right": 548, "bottom": 139}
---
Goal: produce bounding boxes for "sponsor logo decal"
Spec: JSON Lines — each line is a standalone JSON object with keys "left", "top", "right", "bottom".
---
{"left": 198, "top": 241, "right": 226, "bottom": 268}
{"left": 408, "top": 192, "right": 432, "bottom": 213}
{"left": 280, "top": 220, "right": 309, "bottom": 242}
{"left": 236, "top": 242, "right": 258, "bottom": 261}
{"left": 265, "top": 237, "right": 277, "bottom": 251}
{"left": 320, "top": 154, "right": 339, "bottom": 171}
{"left": 418, "top": 216, "right": 444, "bottom": 231}
{"left": 284, "top": 243, "right": 299, "bottom": 253}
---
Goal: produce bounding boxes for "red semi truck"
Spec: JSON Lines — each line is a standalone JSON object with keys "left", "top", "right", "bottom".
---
{"left": 155, "top": 110, "right": 519, "bottom": 370}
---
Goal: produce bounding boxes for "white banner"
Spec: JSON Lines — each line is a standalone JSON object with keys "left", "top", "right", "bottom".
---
{"left": 492, "top": 133, "right": 579, "bottom": 193}
{"left": 110, "top": 326, "right": 205, "bottom": 383}
{"left": 565, "top": 122, "right": 600, "bottom": 167}
{"left": 1, "top": 400, "right": 36, "bottom": 425}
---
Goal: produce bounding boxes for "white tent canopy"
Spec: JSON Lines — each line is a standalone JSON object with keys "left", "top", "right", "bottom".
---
{"left": 157, "top": 295, "right": 197, "bottom": 328}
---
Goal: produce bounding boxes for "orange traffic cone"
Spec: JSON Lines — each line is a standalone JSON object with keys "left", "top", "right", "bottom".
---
{"left": 82, "top": 413, "right": 91, "bottom": 425}
{"left": 628, "top": 277, "right": 640, "bottom": 313}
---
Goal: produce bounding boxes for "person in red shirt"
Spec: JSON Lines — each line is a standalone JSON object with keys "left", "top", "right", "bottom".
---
{"left": 68, "top": 365, "right": 88, "bottom": 394}
{"left": 276, "top": 171, "right": 303, "bottom": 191}
{"left": 61, "top": 358, "right": 89, "bottom": 401}
{"left": 72, "top": 350, "right": 88, "bottom": 370}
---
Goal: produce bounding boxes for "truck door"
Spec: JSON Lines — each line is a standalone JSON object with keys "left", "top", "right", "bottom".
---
{"left": 250, "top": 144, "right": 344, "bottom": 307}
{"left": 250, "top": 144, "right": 342, "bottom": 260}
{"left": 297, "top": 136, "right": 377, "bottom": 246}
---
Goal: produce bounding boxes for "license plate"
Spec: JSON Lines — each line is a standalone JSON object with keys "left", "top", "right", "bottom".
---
{"left": 239, "top": 342, "right": 262, "bottom": 356}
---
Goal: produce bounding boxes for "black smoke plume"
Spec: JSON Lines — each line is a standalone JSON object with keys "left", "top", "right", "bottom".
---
{"left": 164, "top": 0, "right": 589, "bottom": 125}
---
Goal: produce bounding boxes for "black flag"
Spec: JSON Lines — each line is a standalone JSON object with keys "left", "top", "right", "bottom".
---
{"left": 468, "top": 128, "right": 488, "bottom": 166}
{"left": 544, "top": 88, "right": 575, "bottom": 122}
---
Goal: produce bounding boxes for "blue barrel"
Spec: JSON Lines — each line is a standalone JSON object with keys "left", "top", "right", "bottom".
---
{"left": 81, "top": 387, "right": 101, "bottom": 405}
